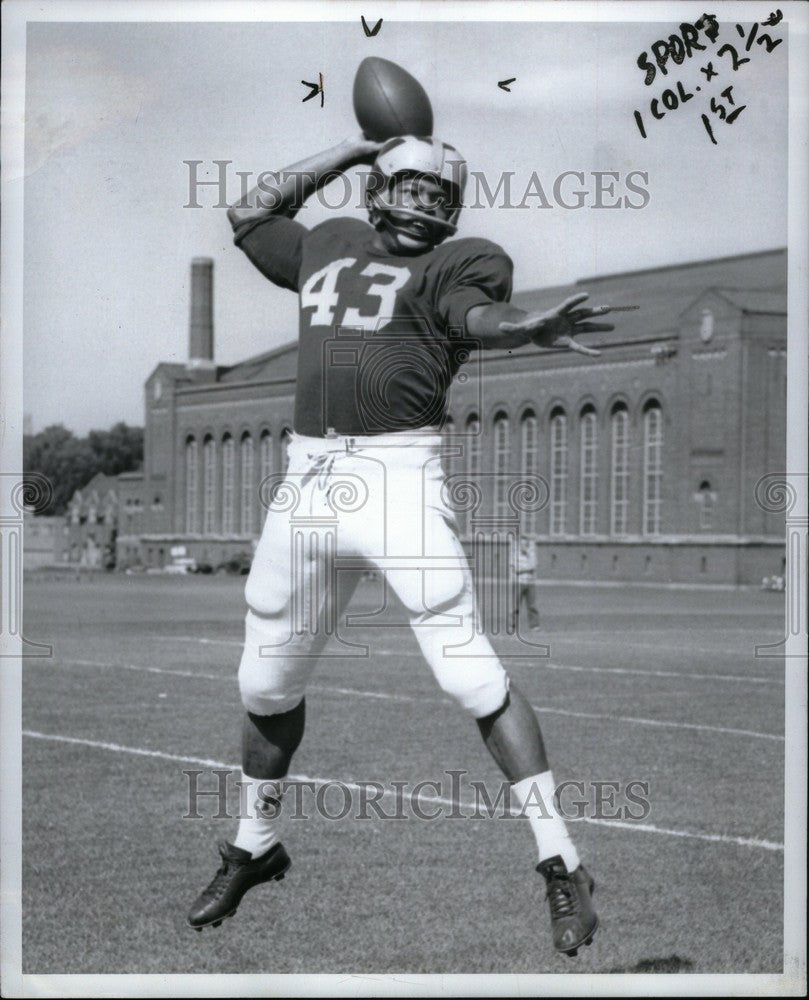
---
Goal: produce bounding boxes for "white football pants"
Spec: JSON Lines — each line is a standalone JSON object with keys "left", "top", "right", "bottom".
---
{"left": 238, "top": 429, "right": 510, "bottom": 719}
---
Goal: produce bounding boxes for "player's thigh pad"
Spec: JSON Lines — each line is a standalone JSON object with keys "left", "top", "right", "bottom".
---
{"left": 244, "top": 497, "right": 300, "bottom": 617}
{"left": 404, "top": 574, "right": 510, "bottom": 719}
{"left": 240, "top": 462, "right": 331, "bottom": 714}
{"left": 383, "top": 491, "right": 509, "bottom": 720}
{"left": 246, "top": 436, "right": 341, "bottom": 616}
{"left": 238, "top": 608, "right": 321, "bottom": 715}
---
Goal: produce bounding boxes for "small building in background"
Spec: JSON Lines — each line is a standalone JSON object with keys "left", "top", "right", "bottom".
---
{"left": 23, "top": 510, "right": 68, "bottom": 570}
{"left": 65, "top": 472, "right": 118, "bottom": 568}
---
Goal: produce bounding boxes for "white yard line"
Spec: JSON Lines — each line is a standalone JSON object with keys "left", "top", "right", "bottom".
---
{"left": 535, "top": 660, "right": 781, "bottom": 685}
{"left": 309, "top": 682, "right": 783, "bottom": 742}
{"left": 155, "top": 635, "right": 242, "bottom": 649}
{"left": 532, "top": 705, "right": 783, "bottom": 742}
{"left": 59, "top": 657, "right": 225, "bottom": 681}
{"left": 22, "top": 729, "right": 784, "bottom": 853}
{"left": 150, "top": 634, "right": 784, "bottom": 686}
{"left": 553, "top": 633, "right": 786, "bottom": 657}
{"left": 40, "top": 657, "right": 785, "bottom": 742}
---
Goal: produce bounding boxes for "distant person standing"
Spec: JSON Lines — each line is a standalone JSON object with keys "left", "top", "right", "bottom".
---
{"left": 513, "top": 537, "right": 540, "bottom": 631}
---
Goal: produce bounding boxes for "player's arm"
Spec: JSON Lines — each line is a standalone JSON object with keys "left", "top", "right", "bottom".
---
{"left": 226, "top": 134, "right": 383, "bottom": 229}
{"left": 466, "top": 293, "right": 615, "bottom": 357}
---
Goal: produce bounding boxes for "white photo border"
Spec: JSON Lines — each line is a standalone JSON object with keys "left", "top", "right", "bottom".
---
{"left": 1, "top": 1, "right": 806, "bottom": 996}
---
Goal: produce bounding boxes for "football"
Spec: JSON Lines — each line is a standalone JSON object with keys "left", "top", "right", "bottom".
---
{"left": 353, "top": 57, "right": 434, "bottom": 141}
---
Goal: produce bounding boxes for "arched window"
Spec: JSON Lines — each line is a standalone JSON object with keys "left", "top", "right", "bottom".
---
{"left": 549, "top": 409, "right": 567, "bottom": 536}
{"left": 493, "top": 412, "right": 510, "bottom": 519}
{"left": 579, "top": 408, "right": 598, "bottom": 536}
{"left": 259, "top": 431, "right": 273, "bottom": 521}
{"left": 280, "top": 428, "right": 292, "bottom": 475}
{"left": 221, "top": 434, "right": 235, "bottom": 534}
{"left": 240, "top": 434, "right": 255, "bottom": 534}
{"left": 520, "top": 411, "right": 538, "bottom": 537}
{"left": 698, "top": 480, "right": 715, "bottom": 530}
{"left": 643, "top": 402, "right": 663, "bottom": 535}
{"left": 86, "top": 491, "right": 99, "bottom": 525}
{"left": 202, "top": 436, "right": 216, "bottom": 535}
{"left": 610, "top": 406, "right": 629, "bottom": 536}
{"left": 465, "top": 414, "right": 481, "bottom": 534}
{"left": 185, "top": 437, "right": 199, "bottom": 533}
{"left": 260, "top": 431, "right": 273, "bottom": 483}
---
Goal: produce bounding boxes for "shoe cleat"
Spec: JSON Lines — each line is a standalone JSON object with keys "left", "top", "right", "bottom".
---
{"left": 188, "top": 841, "right": 291, "bottom": 930}
{"left": 537, "top": 854, "right": 599, "bottom": 957}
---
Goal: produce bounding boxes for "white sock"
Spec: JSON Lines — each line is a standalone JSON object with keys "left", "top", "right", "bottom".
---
{"left": 512, "top": 771, "right": 580, "bottom": 872}
{"left": 232, "top": 773, "right": 282, "bottom": 858}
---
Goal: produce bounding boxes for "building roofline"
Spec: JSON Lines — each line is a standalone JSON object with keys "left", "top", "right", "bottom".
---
{"left": 479, "top": 332, "right": 679, "bottom": 363}
{"left": 145, "top": 361, "right": 189, "bottom": 383}
{"left": 175, "top": 375, "right": 296, "bottom": 397}
{"left": 575, "top": 247, "right": 786, "bottom": 285}
{"left": 709, "top": 287, "right": 787, "bottom": 315}
{"left": 174, "top": 332, "right": 680, "bottom": 392}
{"left": 219, "top": 339, "right": 298, "bottom": 375}
{"left": 151, "top": 250, "right": 785, "bottom": 382}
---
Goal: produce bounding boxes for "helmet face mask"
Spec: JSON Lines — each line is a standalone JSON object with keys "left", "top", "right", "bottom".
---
{"left": 366, "top": 136, "right": 467, "bottom": 252}
{"left": 370, "top": 175, "right": 453, "bottom": 249}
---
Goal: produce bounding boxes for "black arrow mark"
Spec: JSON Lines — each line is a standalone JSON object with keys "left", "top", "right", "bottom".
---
{"left": 361, "top": 16, "right": 383, "bottom": 36}
{"left": 301, "top": 73, "right": 324, "bottom": 107}
{"left": 498, "top": 77, "right": 516, "bottom": 92}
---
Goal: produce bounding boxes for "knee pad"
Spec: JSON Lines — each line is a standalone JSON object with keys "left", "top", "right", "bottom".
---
{"left": 237, "top": 610, "right": 315, "bottom": 716}
{"left": 244, "top": 565, "right": 291, "bottom": 618}
{"left": 409, "top": 594, "right": 511, "bottom": 719}
{"left": 431, "top": 654, "right": 511, "bottom": 719}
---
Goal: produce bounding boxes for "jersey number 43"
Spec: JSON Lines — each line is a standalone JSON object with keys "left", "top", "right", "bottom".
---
{"left": 300, "top": 258, "right": 410, "bottom": 331}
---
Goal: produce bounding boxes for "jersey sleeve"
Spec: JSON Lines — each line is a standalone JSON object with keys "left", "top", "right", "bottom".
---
{"left": 232, "top": 215, "right": 308, "bottom": 292}
{"left": 435, "top": 241, "right": 514, "bottom": 335}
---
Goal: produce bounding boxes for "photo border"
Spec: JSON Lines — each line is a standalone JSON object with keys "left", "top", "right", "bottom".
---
{"left": 1, "top": 1, "right": 806, "bottom": 996}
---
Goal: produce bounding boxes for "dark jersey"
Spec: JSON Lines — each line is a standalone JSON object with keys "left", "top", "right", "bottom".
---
{"left": 234, "top": 215, "right": 513, "bottom": 436}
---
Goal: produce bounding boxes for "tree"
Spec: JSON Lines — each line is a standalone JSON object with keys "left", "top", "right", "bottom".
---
{"left": 86, "top": 422, "right": 144, "bottom": 476}
{"left": 23, "top": 422, "right": 143, "bottom": 515}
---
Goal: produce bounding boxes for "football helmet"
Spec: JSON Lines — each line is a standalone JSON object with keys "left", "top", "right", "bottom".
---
{"left": 366, "top": 136, "right": 468, "bottom": 245}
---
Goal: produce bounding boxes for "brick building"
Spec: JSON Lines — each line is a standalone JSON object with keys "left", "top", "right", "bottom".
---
{"left": 65, "top": 472, "right": 118, "bottom": 567}
{"left": 116, "top": 249, "right": 787, "bottom": 584}
{"left": 23, "top": 511, "right": 67, "bottom": 570}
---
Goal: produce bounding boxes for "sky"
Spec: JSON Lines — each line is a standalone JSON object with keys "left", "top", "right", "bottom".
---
{"left": 17, "top": 10, "right": 789, "bottom": 435}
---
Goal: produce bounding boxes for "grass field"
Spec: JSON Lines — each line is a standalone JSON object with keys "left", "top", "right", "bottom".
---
{"left": 20, "top": 573, "right": 786, "bottom": 975}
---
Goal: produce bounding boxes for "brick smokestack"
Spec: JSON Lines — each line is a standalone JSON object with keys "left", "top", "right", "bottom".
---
{"left": 188, "top": 257, "right": 215, "bottom": 370}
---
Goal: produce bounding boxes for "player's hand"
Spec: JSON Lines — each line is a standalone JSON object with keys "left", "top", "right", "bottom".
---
{"left": 341, "top": 133, "right": 385, "bottom": 164}
{"left": 498, "top": 293, "right": 615, "bottom": 357}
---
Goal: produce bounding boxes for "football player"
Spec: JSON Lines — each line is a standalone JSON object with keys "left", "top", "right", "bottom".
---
{"left": 187, "top": 134, "right": 615, "bottom": 957}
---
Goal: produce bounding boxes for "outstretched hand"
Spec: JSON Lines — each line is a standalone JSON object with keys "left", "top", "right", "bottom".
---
{"left": 499, "top": 293, "right": 615, "bottom": 357}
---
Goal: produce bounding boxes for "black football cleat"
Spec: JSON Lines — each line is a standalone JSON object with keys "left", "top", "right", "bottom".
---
{"left": 537, "top": 854, "right": 598, "bottom": 957}
{"left": 187, "top": 840, "right": 291, "bottom": 930}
